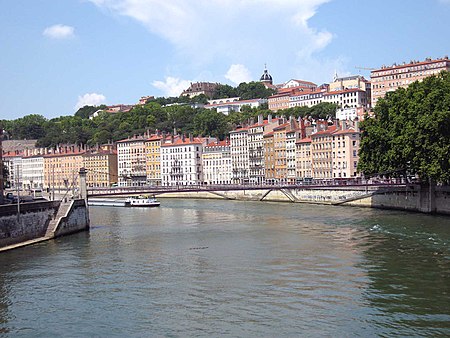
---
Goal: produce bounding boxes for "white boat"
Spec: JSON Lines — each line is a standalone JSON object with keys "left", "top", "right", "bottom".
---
{"left": 88, "top": 198, "right": 130, "bottom": 207}
{"left": 125, "top": 195, "right": 161, "bottom": 207}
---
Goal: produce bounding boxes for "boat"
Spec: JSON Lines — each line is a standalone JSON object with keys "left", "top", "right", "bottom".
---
{"left": 125, "top": 195, "right": 161, "bottom": 207}
{"left": 88, "top": 198, "right": 130, "bottom": 207}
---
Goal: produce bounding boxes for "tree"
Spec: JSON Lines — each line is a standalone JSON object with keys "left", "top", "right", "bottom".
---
{"left": 358, "top": 71, "right": 450, "bottom": 183}
{"left": 193, "top": 109, "right": 229, "bottom": 139}
{"left": 75, "top": 105, "right": 107, "bottom": 119}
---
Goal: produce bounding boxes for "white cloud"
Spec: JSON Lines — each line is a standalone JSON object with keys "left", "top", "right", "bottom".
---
{"left": 225, "top": 64, "right": 252, "bottom": 85}
{"left": 152, "top": 77, "right": 191, "bottom": 97}
{"left": 75, "top": 93, "right": 106, "bottom": 111}
{"left": 43, "top": 24, "right": 75, "bottom": 39}
{"left": 88, "top": 0, "right": 336, "bottom": 81}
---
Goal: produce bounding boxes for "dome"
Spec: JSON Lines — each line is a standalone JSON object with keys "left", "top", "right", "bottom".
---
{"left": 260, "top": 66, "right": 273, "bottom": 84}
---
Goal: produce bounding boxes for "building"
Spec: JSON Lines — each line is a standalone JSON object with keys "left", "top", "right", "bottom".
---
{"left": 371, "top": 56, "right": 450, "bottom": 106}
{"left": 281, "top": 79, "right": 317, "bottom": 90}
{"left": 230, "top": 127, "right": 249, "bottom": 184}
{"left": 295, "top": 137, "right": 312, "bottom": 181}
{"left": 145, "top": 133, "right": 165, "bottom": 186}
{"left": 289, "top": 88, "right": 325, "bottom": 108}
{"left": 117, "top": 135, "right": 148, "bottom": 186}
{"left": 329, "top": 74, "right": 371, "bottom": 92}
{"left": 22, "top": 155, "right": 44, "bottom": 189}
{"left": 181, "top": 82, "right": 218, "bottom": 98}
{"left": 161, "top": 135, "right": 211, "bottom": 186}
{"left": 83, "top": 145, "right": 118, "bottom": 188}
{"left": 2, "top": 151, "right": 23, "bottom": 189}
{"left": 260, "top": 66, "right": 273, "bottom": 86}
{"left": 323, "top": 88, "right": 369, "bottom": 109}
{"left": 43, "top": 147, "right": 85, "bottom": 191}
{"left": 311, "top": 125, "right": 338, "bottom": 180}
{"left": 247, "top": 115, "right": 280, "bottom": 185}
{"left": 202, "top": 140, "right": 232, "bottom": 185}
{"left": 332, "top": 126, "right": 361, "bottom": 179}
{"left": 205, "top": 98, "right": 267, "bottom": 115}
{"left": 263, "top": 131, "right": 276, "bottom": 183}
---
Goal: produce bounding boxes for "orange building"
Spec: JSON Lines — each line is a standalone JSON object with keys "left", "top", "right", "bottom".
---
{"left": 44, "top": 147, "right": 85, "bottom": 192}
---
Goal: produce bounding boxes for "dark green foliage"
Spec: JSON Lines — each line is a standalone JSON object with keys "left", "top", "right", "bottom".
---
{"left": 74, "top": 105, "right": 107, "bottom": 119}
{"left": 212, "top": 82, "right": 276, "bottom": 100}
{"left": 358, "top": 71, "right": 450, "bottom": 183}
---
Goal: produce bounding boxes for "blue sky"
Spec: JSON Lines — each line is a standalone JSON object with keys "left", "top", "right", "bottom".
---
{"left": 1, "top": 0, "right": 450, "bottom": 120}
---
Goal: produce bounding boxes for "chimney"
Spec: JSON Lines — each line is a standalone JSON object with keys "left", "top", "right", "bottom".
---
{"left": 182, "top": 134, "right": 185, "bottom": 142}
{"left": 189, "top": 134, "right": 193, "bottom": 142}
{"left": 171, "top": 134, "right": 174, "bottom": 144}
{"left": 268, "top": 114, "right": 273, "bottom": 123}
{"left": 258, "top": 114, "right": 263, "bottom": 125}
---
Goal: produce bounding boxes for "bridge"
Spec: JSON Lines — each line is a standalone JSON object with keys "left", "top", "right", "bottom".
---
{"left": 87, "top": 182, "right": 407, "bottom": 197}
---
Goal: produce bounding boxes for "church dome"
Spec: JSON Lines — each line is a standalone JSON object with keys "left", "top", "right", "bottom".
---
{"left": 260, "top": 66, "right": 273, "bottom": 84}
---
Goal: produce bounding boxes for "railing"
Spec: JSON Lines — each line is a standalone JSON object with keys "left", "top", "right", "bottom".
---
{"left": 87, "top": 180, "right": 407, "bottom": 197}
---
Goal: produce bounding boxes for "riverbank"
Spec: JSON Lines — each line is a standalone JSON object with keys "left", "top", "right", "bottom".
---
{"left": 153, "top": 184, "right": 450, "bottom": 215}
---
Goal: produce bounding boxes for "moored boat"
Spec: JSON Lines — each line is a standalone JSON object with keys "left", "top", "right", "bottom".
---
{"left": 88, "top": 198, "right": 130, "bottom": 207}
{"left": 125, "top": 195, "right": 160, "bottom": 207}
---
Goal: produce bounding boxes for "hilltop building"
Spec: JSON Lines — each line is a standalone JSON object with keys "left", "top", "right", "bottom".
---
{"left": 371, "top": 56, "right": 450, "bottom": 106}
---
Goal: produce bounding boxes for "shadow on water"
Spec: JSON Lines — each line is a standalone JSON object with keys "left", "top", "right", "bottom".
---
{"left": 357, "top": 212, "right": 450, "bottom": 336}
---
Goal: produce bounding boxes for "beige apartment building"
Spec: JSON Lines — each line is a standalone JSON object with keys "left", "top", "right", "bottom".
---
{"left": 145, "top": 134, "right": 164, "bottom": 186}
{"left": 371, "top": 56, "right": 450, "bottom": 106}
{"left": 295, "top": 137, "right": 312, "bottom": 180}
{"left": 263, "top": 131, "right": 275, "bottom": 183}
{"left": 332, "top": 127, "right": 360, "bottom": 179}
{"left": 83, "top": 145, "right": 117, "bottom": 188}
{"left": 311, "top": 126, "right": 337, "bottom": 180}
{"left": 44, "top": 148, "right": 85, "bottom": 191}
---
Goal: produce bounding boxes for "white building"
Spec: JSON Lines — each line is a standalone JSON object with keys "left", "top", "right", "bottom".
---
{"left": 289, "top": 89, "right": 325, "bottom": 108}
{"left": 323, "top": 89, "right": 369, "bottom": 109}
{"left": 202, "top": 140, "right": 232, "bottom": 185}
{"left": 117, "top": 135, "right": 148, "bottom": 186}
{"left": 22, "top": 155, "right": 44, "bottom": 189}
{"left": 161, "top": 135, "right": 212, "bottom": 186}
{"left": 2, "top": 153, "right": 22, "bottom": 189}
{"left": 205, "top": 98, "right": 268, "bottom": 115}
{"left": 230, "top": 127, "right": 250, "bottom": 184}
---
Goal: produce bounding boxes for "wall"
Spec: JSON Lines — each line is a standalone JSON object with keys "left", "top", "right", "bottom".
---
{"left": 158, "top": 185, "right": 450, "bottom": 215}
{"left": 0, "top": 201, "right": 60, "bottom": 248}
{"left": 0, "top": 199, "right": 89, "bottom": 250}
{"left": 53, "top": 199, "right": 90, "bottom": 237}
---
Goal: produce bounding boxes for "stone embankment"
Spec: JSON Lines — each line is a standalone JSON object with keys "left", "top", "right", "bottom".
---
{"left": 156, "top": 184, "right": 450, "bottom": 215}
{"left": 0, "top": 199, "right": 90, "bottom": 252}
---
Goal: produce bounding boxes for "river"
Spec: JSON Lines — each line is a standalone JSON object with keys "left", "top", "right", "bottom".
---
{"left": 0, "top": 199, "right": 449, "bottom": 337}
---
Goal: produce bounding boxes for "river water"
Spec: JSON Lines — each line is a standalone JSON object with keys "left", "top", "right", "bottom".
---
{"left": 0, "top": 199, "right": 449, "bottom": 337}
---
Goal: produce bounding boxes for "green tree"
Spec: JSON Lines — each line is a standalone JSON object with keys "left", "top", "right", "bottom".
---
{"left": 358, "top": 71, "right": 450, "bottom": 183}
{"left": 75, "top": 105, "right": 107, "bottom": 119}
{"left": 193, "top": 109, "right": 229, "bottom": 139}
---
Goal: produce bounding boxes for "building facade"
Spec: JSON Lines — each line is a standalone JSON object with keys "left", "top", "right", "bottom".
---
{"left": 202, "top": 140, "right": 232, "bottom": 185}
{"left": 161, "top": 136, "right": 209, "bottom": 186}
{"left": 371, "top": 56, "right": 450, "bottom": 106}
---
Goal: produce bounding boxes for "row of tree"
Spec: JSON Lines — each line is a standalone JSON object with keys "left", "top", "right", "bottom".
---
{"left": 1, "top": 79, "right": 338, "bottom": 147}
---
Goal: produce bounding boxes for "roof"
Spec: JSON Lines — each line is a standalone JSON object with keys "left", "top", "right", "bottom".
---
{"left": 333, "top": 128, "right": 357, "bottom": 135}
{"left": 371, "top": 57, "right": 450, "bottom": 74}
{"left": 161, "top": 137, "right": 204, "bottom": 147}
{"left": 312, "top": 125, "right": 338, "bottom": 137}
{"left": 296, "top": 137, "right": 312, "bottom": 144}
{"left": 205, "top": 140, "right": 230, "bottom": 148}
{"left": 324, "top": 88, "right": 364, "bottom": 96}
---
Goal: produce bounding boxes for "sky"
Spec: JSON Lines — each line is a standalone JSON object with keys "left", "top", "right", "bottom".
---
{"left": 1, "top": 0, "right": 450, "bottom": 120}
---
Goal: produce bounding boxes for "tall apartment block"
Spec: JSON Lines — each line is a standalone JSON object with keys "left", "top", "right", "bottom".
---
{"left": 371, "top": 56, "right": 450, "bottom": 106}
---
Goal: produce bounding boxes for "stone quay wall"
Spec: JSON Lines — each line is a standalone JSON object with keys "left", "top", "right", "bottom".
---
{"left": 0, "top": 201, "right": 60, "bottom": 248}
{"left": 157, "top": 184, "right": 450, "bottom": 215}
{"left": 0, "top": 199, "right": 89, "bottom": 250}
